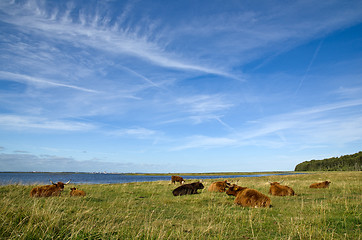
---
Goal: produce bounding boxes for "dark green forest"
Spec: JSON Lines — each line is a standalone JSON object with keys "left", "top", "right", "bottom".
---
{"left": 295, "top": 151, "right": 362, "bottom": 171}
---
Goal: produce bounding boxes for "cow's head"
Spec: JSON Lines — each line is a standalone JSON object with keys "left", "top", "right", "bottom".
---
{"left": 268, "top": 181, "right": 283, "bottom": 186}
{"left": 226, "top": 184, "right": 247, "bottom": 196}
{"left": 197, "top": 182, "right": 204, "bottom": 189}
{"left": 50, "top": 180, "right": 70, "bottom": 190}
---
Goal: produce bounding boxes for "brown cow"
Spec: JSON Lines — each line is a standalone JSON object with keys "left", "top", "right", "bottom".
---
{"left": 226, "top": 184, "right": 271, "bottom": 208}
{"left": 310, "top": 181, "right": 331, "bottom": 188}
{"left": 30, "top": 180, "right": 70, "bottom": 197}
{"left": 70, "top": 187, "right": 86, "bottom": 196}
{"left": 208, "top": 180, "right": 231, "bottom": 192}
{"left": 268, "top": 181, "right": 295, "bottom": 196}
{"left": 171, "top": 175, "right": 185, "bottom": 184}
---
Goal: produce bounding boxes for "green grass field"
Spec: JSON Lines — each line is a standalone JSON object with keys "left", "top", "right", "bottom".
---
{"left": 0, "top": 171, "right": 360, "bottom": 239}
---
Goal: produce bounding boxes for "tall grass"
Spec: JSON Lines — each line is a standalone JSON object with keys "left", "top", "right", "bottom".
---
{"left": 0, "top": 171, "right": 360, "bottom": 239}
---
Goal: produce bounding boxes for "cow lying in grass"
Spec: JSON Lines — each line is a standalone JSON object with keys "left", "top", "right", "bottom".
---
{"left": 268, "top": 181, "right": 295, "bottom": 196}
{"left": 310, "top": 181, "right": 331, "bottom": 188}
{"left": 30, "top": 180, "right": 70, "bottom": 197}
{"left": 70, "top": 187, "right": 86, "bottom": 196}
{"left": 226, "top": 184, "right": 271, "bottom": 208}
{"left": 208, "top": 180, "right": 231, "bottom": 192}
{"left": 172, "top": 182, "right": 204, "bottom": 196}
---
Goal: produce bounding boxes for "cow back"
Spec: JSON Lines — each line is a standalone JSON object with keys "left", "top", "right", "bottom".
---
{"left": 310, "top": 181, "right": 331, "bottom": 188}
{"left": 30, "top": 183, "right": 65, "bottom": 197}
{"left": 70, "top": 190, "right": 86, "bottom": 196}
{"left": 269, "top": 182, "right": 295, "bottom": 196}
{"left": 172, "top": 182, "right": 204, "bottom": 196}
{"left": 208, "top": 180, "right": 230, "bottom": 192}
{"left": 235, "top": 188, "right": 271, "bottom": 208}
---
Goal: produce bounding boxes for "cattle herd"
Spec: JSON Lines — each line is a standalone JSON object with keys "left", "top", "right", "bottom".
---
{"left": 29, "top": 176, "right": 331, "bottom": 208}
{"left": 168, "top": 176, "right": 331, "bottom": 208}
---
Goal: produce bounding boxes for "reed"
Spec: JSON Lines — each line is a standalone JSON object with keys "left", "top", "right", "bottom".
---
{"left": 0, "top": 171, "right": 360, "bottom": 239}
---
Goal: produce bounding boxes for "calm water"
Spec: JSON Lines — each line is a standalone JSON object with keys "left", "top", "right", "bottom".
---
{"left": 0, "top": 172, "right": 302, "bottom": 185}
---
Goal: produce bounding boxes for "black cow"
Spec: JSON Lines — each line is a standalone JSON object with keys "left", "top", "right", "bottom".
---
{"left": 172, "top": 182, "right": 204, "bottom": 196}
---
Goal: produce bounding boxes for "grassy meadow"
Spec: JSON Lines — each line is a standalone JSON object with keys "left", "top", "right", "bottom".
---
{"left": 0, "top": 171, "right": 360, "bottom": 239}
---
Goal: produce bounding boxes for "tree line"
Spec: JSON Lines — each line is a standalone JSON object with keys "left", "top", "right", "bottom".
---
{"left": 295, "top": 151, "right": 362, "bottom": 171}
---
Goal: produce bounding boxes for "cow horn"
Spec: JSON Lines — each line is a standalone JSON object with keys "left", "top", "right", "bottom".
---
{"left": 65, "top": 180, "right": 71, "bottom": 185}
{"left": 49, "top": 180, "right": 55, "bottom": 185}
{"left": 280, "top": 180, "right": 284, "bottom": 184}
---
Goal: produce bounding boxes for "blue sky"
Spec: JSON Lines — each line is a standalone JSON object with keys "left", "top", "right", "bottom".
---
{"left": 0, "top": 0, "right": 362, "bottom": 173}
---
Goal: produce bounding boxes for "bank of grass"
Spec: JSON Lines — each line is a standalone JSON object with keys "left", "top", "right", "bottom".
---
{"left": 0, "top": 171, "right": 360, "bottom": 239}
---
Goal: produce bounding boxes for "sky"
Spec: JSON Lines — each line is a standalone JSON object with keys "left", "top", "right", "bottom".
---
{"left": 0, "top": 0, "right": 362, "bottom": 173}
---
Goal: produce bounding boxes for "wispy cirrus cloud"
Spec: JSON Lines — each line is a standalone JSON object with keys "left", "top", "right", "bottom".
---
{"left": 0, "top": 71, "right": 100, "bottom": 93}
{"left": 0, "top": 114, "right": 95, "bottom": 131}
{"left": 238, "top": 98, "right": 362, "bottom": 144}
{"left": 168, "top": 94, "right": 234, "bottom": 125}
{"left": 108, "top": 127, "right": 159, "bottom": 139}
{"left": 172, "top": 98, "right": 362, "bottom": 150}
{"left": 333, "top": 85, "right": 362, "bottom": 100}
{"left": 0, "top": 0, "right": 238, "bottom": 79}
{"left": 162, "top": 0, "right": 362, "bottom": 69}
{"left": 177, "top": 95, "right": 233, "bottom": 114}
{"left": 2, "top": 0, "right": 362, "bottom": 82}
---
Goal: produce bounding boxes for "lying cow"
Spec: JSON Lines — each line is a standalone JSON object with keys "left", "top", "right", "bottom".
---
{"left": 268, "top": 181, "right": 295, "bottom": 196}
{"left": 208, "top": 180, "right": 231, "bottom": 192}
{"left": 30, "top": 180, "right": 70, "bottom": 197}
{"left": 171, "top": 175, "right": 185, "bottom": 184}
{"left": 70, "top": 187, "right": 86, "bottom": 196}
{"left": 310, "top": 181, "right": 331, "bottom": 188}
{"left": 172, "top": 182, "right": 204, "bottom": 196}
{"left": 226, "top": 184, "right": 271, "bottom": 208}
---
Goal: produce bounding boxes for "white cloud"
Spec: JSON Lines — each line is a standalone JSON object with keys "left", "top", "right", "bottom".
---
{"left": 0, "top": 71, "right": 100, "bottom": 93}
{"left": 177, "top": 95, "right": 233, "bottom": 114}
{"left": 108, "top": 127, "right": 159, "bottom": 139}
{"left": 0, "top": 0, "right": 238, "bottom": 79}
{"left": 172, "top": 98, "right": 362, "bottom": 150}
{"left": 0, "top": 115, "right": 95, "bottom": 131}
{"left": 334, "top": 86, "right": 362, "bottom": 100}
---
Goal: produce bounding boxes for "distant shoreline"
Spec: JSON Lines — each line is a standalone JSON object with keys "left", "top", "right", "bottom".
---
{"left": 0, "top": 171, "right": 294, "bottom": 176}
{"left": 127, "top": 171, "right": 294, "bottom": 176}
